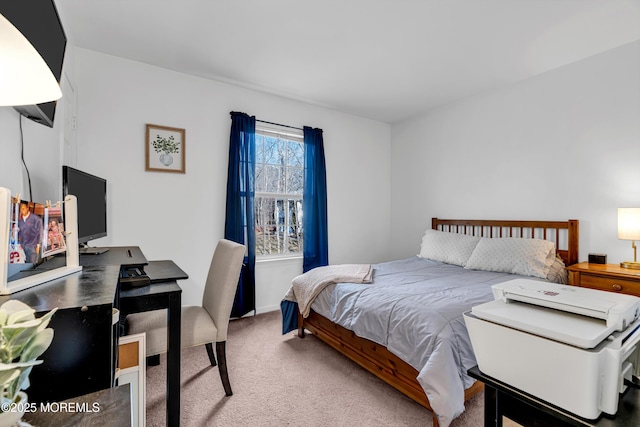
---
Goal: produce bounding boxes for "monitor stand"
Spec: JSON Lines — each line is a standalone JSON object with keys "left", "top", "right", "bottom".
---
{"left": 79, "top": 246, "right": 110, "bottom": 255}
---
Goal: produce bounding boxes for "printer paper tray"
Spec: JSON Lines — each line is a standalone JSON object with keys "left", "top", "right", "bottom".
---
{"left": 472, "top": 299, "right": 613, "bottom": 349}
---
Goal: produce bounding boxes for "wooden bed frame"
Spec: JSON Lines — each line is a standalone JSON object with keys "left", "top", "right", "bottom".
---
{"left": 297, "top": 218, "right": 579, "bottom": 426}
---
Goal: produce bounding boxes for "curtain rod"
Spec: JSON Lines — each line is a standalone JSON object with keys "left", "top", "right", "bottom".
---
{"left": 256, "top": 119, "right": 303, "bottom": 131}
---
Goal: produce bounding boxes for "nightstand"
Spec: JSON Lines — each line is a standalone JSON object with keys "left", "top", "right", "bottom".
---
{"left": 567, "top": 262, "right": 640, "bottom": 297}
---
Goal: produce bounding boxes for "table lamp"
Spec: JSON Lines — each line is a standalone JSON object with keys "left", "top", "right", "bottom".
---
{"left": 0, "top": 13, "right": 62, "bottom": 106}
{"left": 618, "top": 207, "right": 640, "bottom": 269}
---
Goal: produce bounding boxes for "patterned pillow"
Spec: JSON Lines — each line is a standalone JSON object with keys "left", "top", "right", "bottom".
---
{"left": 546, "top": 255, "right": 568, "bottom": 284}
{"left": 464, "top": 237, "right": 555, "bottom": 279}
{"left": 418, "top": 229, "right": 481, "bottom": 267}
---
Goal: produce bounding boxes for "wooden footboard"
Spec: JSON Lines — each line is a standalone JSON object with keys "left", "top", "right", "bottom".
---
{"left": 296, "top": 218, "right": 578, "bottom": 426}
{"left": 298, "top": 309, "right": 484, "bottom": 426}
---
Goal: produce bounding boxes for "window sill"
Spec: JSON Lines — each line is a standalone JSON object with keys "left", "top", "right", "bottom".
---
{"left": 256, "top": 255, "right": 303, "bottom": 264}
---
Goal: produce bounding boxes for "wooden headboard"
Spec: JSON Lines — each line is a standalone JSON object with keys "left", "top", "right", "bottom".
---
{"left": 431, "top": 218, "right": 579, "bottom": 266}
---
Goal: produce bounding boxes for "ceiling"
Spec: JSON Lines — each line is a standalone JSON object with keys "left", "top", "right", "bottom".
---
{"left": 55, "top": 0, "right": 640, "bottom": 124}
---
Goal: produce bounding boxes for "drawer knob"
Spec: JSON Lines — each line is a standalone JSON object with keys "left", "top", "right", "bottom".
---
{"left": 612, "top": 284, "right": 623, "bottom": 292}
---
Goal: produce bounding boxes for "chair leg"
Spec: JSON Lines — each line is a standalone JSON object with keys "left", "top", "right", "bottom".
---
{"left": 205, "top": 342, "right": 217, "bottom": 366}
{"left": 147, "top": 355, "right": 160, "bottom": 366}
{"left": 216, "top": 341, "right": 233, "bottom": 396}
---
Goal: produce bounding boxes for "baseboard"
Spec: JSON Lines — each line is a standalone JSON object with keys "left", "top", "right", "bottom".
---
{"left": 255, "top": 305, "right": 280, "bottom": 315}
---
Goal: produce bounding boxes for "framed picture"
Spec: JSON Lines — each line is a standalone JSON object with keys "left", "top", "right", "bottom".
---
{"left": 145, "top": 124, "right": 186, "bottom": 173}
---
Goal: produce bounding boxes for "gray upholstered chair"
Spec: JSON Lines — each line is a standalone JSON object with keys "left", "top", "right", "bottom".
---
{"left": 126, "top": 239, "right": 245, "bottom": 396}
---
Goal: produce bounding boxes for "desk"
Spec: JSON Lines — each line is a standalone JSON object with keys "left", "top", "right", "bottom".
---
{"left": 468, "top": 366, "right": 640, "bottom": 427}
{"left": 4, "top": 248, "right": 186, "bottom": 427}
{"left": 1, "top": 264, "right": 120, "bottom": 403}
{"left": 120, "top": 280, "right": 182, "bottom": 427}
{"left": 94, "top": 250, "right": 186, "bottom": 427}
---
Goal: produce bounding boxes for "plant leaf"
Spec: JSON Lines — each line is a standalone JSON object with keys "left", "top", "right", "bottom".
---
{"left": 7, "top": 309, "right": 36, "bottom": 326}
{"left": 0, "top": 304, "right": 56, "bottom": 402}
{"left": 3, "top": 321, "right": 42, "bottom": 352}
{"left": 20, "top": 329, "right": 54, "bottom": 362}
{"left": 9, "top": 366, "right": 33, "bottom": 399}
{"left": 0, "top": 301, "right": 35, "bottom": 317}
{"left": 35, "top": 308, "right": 57, "bottom": 333}
{"left": 0, "top": 368, "right": 19, "bottom": 386}
{"left": 0, "top": 361, "right": 41, "bottom": 369}
{"left": 2, "top": 319, "right": 41, "bottom": 331}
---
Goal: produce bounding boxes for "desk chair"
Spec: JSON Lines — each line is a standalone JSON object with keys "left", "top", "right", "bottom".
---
{"left": 126, "top": 239, "right": 245, "bottom": 396}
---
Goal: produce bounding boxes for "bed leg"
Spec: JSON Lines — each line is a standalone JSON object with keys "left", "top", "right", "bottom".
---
{"left": 297, "top": 312, "right": 305, "bottom": 338}
{"left": 432, "top": 412, "right": 439, "bottom": 427}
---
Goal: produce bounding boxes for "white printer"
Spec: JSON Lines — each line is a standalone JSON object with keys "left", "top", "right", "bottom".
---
{"left": 464, "top": 279, "right": 640, "bottom": 420}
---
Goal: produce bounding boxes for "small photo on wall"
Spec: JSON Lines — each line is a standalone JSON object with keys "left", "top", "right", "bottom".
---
{"left": 145, "top": 124, "right": 186, "bottom": 173}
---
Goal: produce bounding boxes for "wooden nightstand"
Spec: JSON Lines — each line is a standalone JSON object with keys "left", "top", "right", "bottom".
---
{"left": 567, "top": 262, "right": 640, "bottom": 297}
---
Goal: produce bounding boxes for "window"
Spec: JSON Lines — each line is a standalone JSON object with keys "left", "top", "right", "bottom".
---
{"left": 254, "top": 126, "right": 304, "bottom": 257}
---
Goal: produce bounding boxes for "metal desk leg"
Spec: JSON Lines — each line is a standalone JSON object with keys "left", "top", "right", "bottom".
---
{"left": 484, "top": 384, "right": 499, "bottom": 427}
{"left": 166, "top": 292, "right": 181, "bottom": 426}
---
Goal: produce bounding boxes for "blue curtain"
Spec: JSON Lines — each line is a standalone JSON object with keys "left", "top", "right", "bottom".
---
{"left": 225, "top": 111, "right": 256, "bottom": 318}
{"left": 281, "top": 125, "right": 329, "bottom": 333}
{"left": 302, "top": 126, "right": 328, "bottom": 272}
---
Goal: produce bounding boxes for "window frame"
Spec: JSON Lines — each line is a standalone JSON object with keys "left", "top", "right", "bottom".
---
{"left": 254, "top": 124, "right": 304, "bottom": 260}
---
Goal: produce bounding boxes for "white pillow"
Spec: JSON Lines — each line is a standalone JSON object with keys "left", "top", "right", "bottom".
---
{"left": 418, "top": 229, "right": 481, "bottom": 267}
{"left": 464, "top": 237, "right": 555, "bottom": 279}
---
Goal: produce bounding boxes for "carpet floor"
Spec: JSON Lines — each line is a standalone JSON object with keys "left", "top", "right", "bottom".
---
{"left": 145, "top": 310, "right": 490, "bottom": 426}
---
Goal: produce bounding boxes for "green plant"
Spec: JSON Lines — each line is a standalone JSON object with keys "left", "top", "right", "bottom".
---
{"left": 152, "top": 134, "right": 180, "bottom": 155}
{"left": 0, "top": 300, "right": 56, "bottom": 408}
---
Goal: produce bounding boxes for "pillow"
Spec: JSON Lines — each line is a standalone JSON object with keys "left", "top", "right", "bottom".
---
{"left": 546, "top": 254, "right": 568, "bottom": 284}
{"left": 418, "top": 229, "right": 481, "bottom": 267}
{"left": 464, "top": 237, "right": 555, "bottom": 279}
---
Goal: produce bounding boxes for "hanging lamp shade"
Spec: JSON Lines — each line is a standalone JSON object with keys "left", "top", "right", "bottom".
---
{"left": 0, "top": 13, "right": 62, "bottom": 107}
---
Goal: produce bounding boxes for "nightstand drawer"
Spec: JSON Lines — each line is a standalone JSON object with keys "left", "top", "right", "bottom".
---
{"left": 580, "top": 274, "right": 640, "bottom": 297}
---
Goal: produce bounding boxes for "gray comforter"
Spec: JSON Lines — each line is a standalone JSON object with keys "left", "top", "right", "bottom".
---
{"left": 310, "top": 256, "right": 538, "bottom": 426}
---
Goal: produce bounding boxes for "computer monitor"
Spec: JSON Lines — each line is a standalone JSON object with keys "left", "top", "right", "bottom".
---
{"left": 62, "top": 166, "right": 108, "bottom": 253}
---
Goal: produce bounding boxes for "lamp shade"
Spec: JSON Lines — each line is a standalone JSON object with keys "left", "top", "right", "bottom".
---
{"left": 618, "top": 208, "right": 640, "bottom": 240}
{"left": 0, "top": 13, "right": 62, "bottom": 107}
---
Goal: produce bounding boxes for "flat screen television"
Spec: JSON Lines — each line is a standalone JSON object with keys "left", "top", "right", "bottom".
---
{"left": 0, "top": 0, "right": 67, "bottom": 127}
{"left": 62, "top": 166, "right": 108, "bottom": 253}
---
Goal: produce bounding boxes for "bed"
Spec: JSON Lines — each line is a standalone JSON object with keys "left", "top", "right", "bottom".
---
{"left": 284, "top": 218, "right": 579, "bottom": 426}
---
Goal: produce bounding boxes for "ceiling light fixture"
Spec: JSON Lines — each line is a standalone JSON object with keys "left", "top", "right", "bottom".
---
{"left": 0, "top": 13, "right": 62, "bottom": 107}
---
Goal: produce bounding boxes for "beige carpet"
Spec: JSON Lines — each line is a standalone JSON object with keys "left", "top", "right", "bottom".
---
{"left": 145, "top": 310, "right": 515, "bottom": 426}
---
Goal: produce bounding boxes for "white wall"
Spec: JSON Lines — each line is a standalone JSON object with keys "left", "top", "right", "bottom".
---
{"left": 0, "top": 93, "right": 65, "bottom": 203}
{"left": 72, "top": 48, "right": 392, "bottom": 311}
{"left": 7, "top": 39, "right": 635, "bottom": 312}
{"left": 0, "top": 47, "right": 76, "bottom": 203}
{"left": 390, "top": 41, "right": 640, "bottom": 265}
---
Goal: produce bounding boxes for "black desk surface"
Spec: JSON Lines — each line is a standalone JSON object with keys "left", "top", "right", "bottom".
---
{"left": 2, "top": 247, "right": 147, "bottom": 312}
{"left": 78, "top": 249, "right": 189, "bottom": 284}
{"left": 119, "top": 261, "right": 185, "bottom": 314}
{"left": 3, "top": 250, "right": 188, "bottom": 313}
{"left": 1, "top": 265, "right": 120, "bottom": 313}
{"left": 79, "top": 246, "right": 148, "bottom": 268}
{"left": 468, "top": 366, "right": 640, "bottom": 427}
{"left": 144, "top": 260, "right": 189, "bottom": 283}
